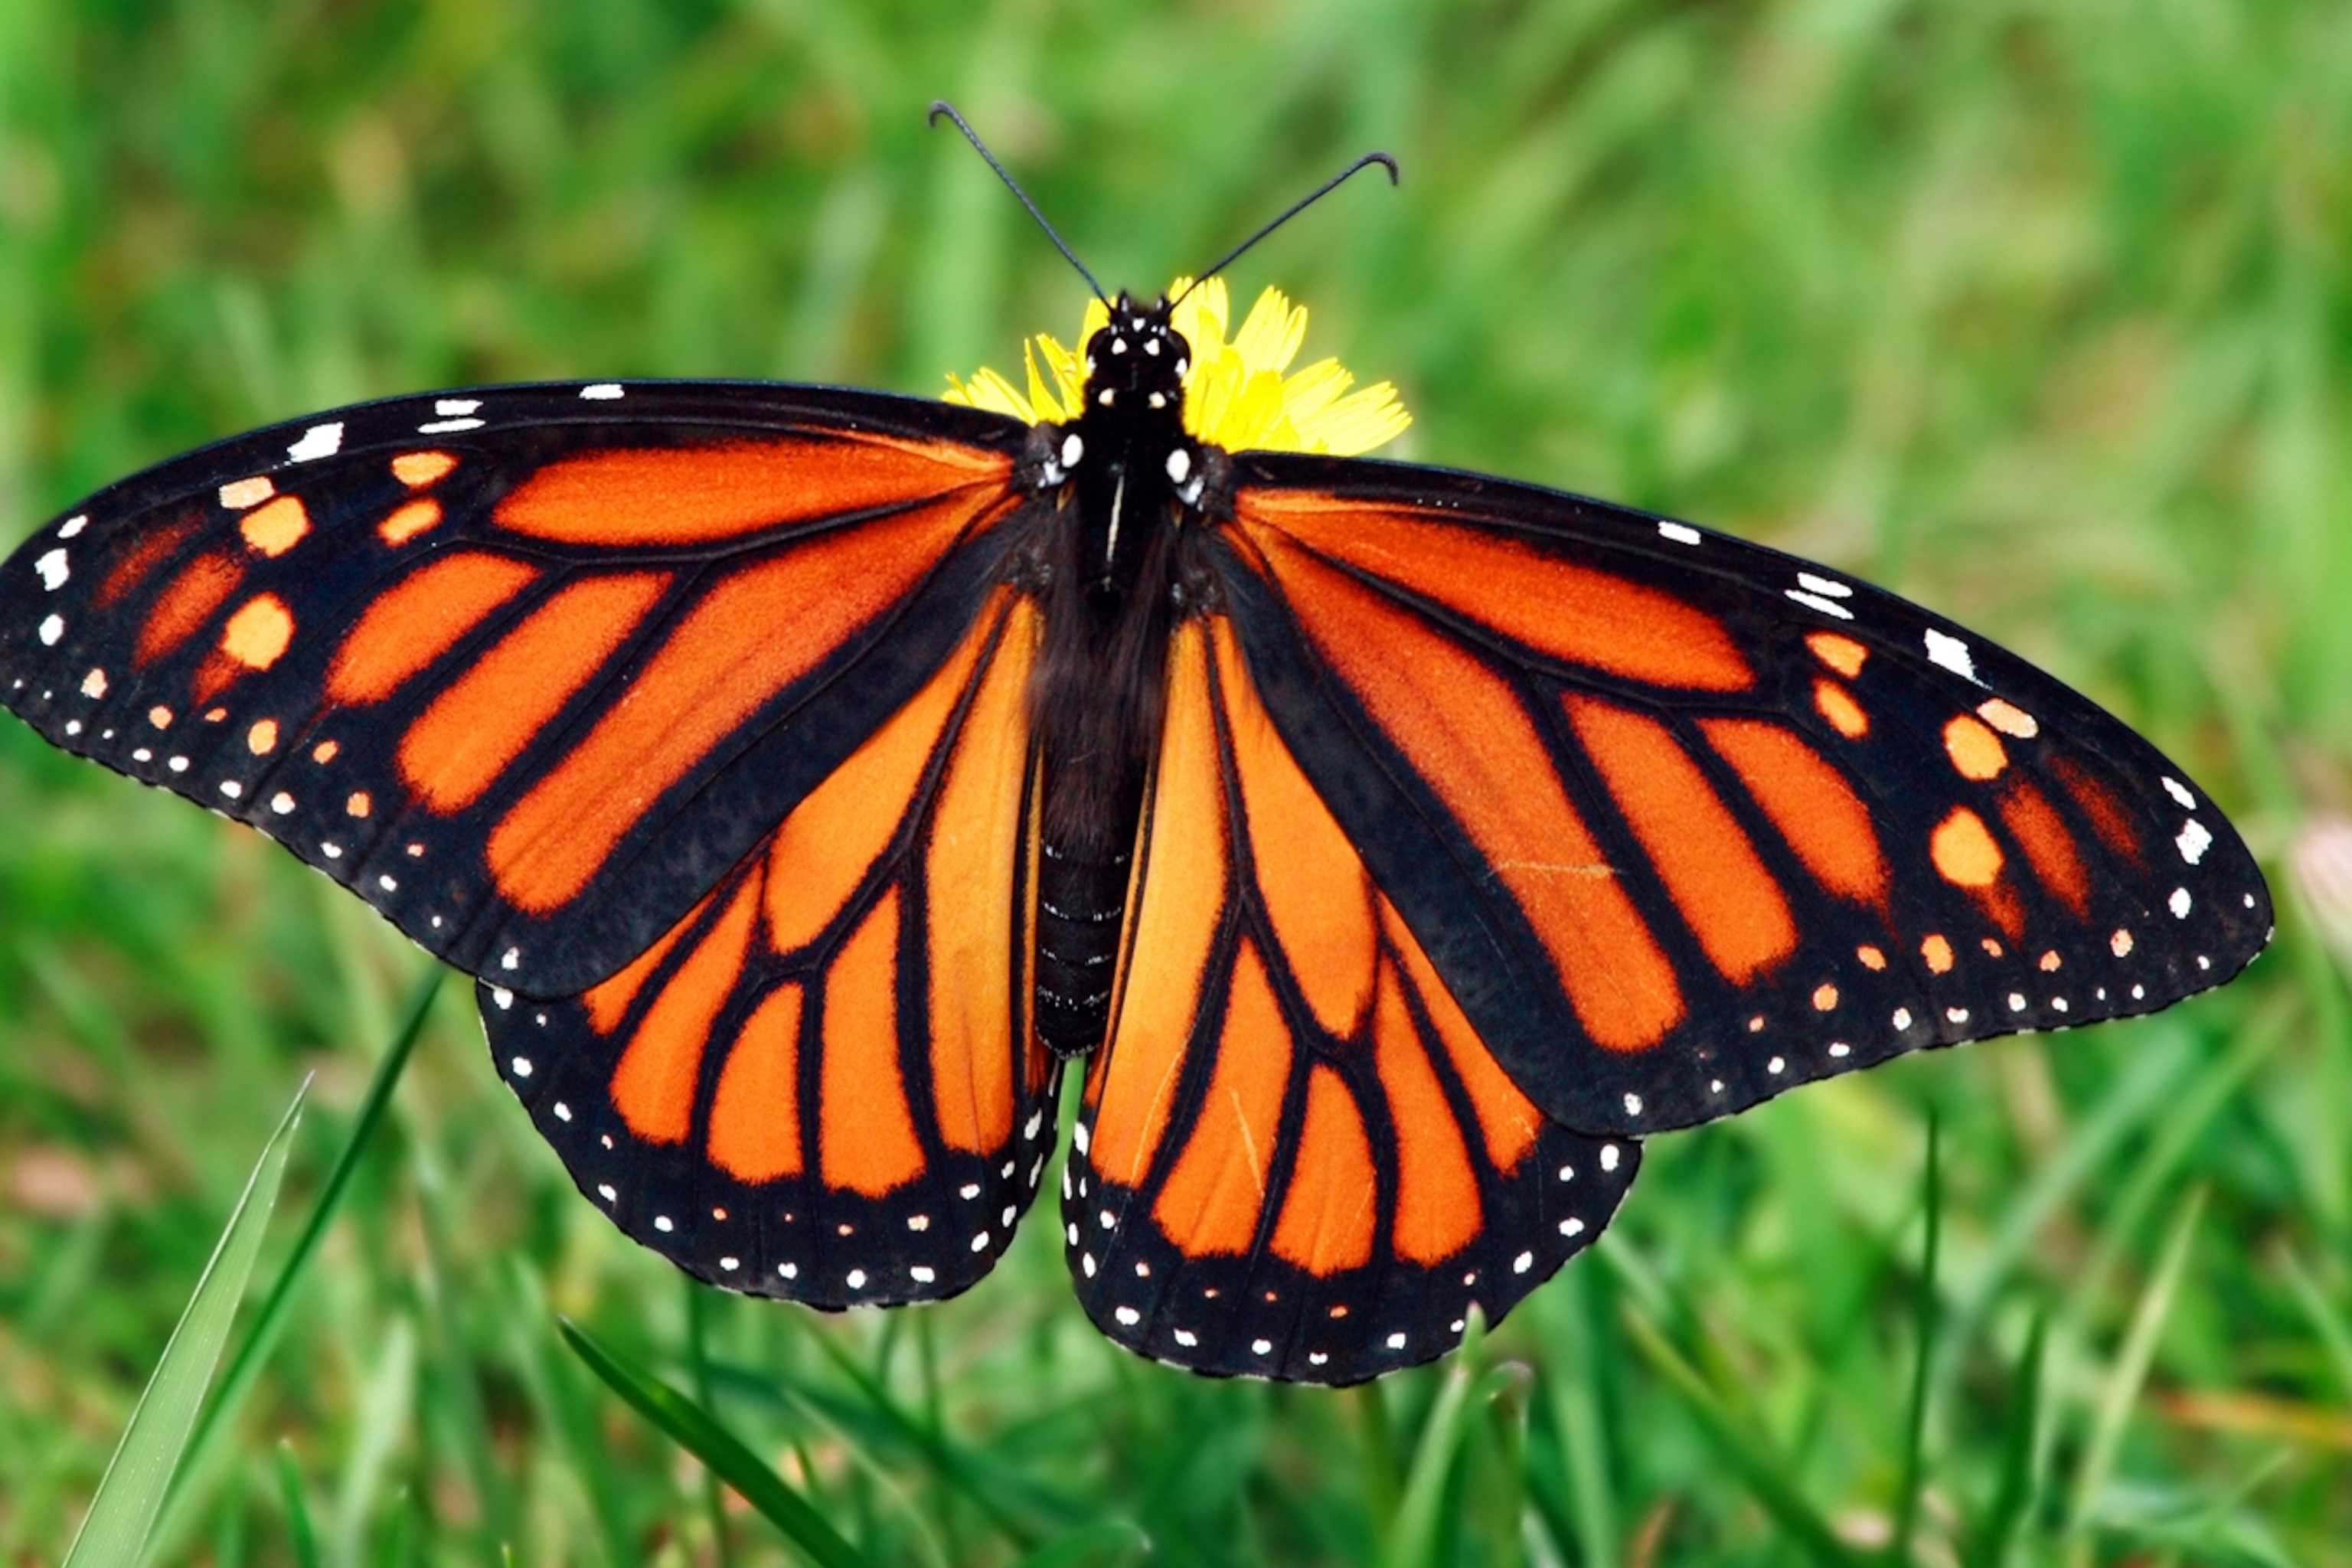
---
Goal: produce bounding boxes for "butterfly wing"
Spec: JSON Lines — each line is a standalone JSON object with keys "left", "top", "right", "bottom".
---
{"left": 483, "top": 589, "right": 1060, "bottom": 1302}
{"left": 1064, "top": 616, "right": 1637, "bottom": 1383}
{"left": 1, "top": 381, "right": 1033, "bottom": 998}
{"left": 1204, "top": 452, "right": 2273, "bottom": 1138}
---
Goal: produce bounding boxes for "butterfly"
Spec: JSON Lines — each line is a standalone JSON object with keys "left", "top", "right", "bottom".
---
{"left": 0, "top": 106, "right": 2271, "bottom": 1386}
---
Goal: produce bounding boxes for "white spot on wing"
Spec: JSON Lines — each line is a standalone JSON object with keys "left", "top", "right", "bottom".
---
{"left": 419, "top": 418, "right": 485, "bottom": 434}
{"left": 287, "top": 423, "right": 344, "bottom": 462}
{"left": 1785, "top": 590, "right": 1854, "bottom": 619}
{"left": 1923, "top": 628, "right": 1979, "bottom": 683}
{"left": 580, "top": 383, "right": 624, "bottom": 400}
{"left": 435, "top": 398, "right": 482, "bottom": 416}
{"left": 1796, "top": 571, "right": 1852, "bottom": 598}
{"left": 2169, "top": 887, "right": 2192, "bottom": 919}
{"left": 2177, "top": 819, "right": 2212, "bottom": 864}
{"left": 1658, "top": 521, "right": 1701, "bottom": 545}
{"left": 38, "top": 614, "right": 64, "bottom": 645}
{"left": 59, "top": 515, "right": 88, "bottom": 538}
{"left": 2161, "top": 777, "right": 2196, "bottom": 808}
{"left": 34, "top": 549, "right": 67, "bottom": 590}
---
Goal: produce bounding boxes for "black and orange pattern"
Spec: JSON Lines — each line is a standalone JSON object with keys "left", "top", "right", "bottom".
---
{"left": 2, "top": 383, "right": 1029, "bottom": 1001}
{"left": 1, "top": 294, "right": 2272, "bottom": 1385}
{"left": 1212, "top": 454, "right": 2272, "bottom": 1137}
{"left": 1068, "top": 620, "right": 1635, "bottom": 1383}
{"left": 485, "top": 592, "right": 1059, "bottom": 1302}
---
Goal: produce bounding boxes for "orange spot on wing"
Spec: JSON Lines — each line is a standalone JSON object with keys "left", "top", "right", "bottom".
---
{"left": 1096, "top": 624, "right": 1229, "bottom": 1186}
{"left": 247, "top": 718, "right": 279, "bottom": 755}
{"left": 1807, "top": 632, "right": 1868, "bottom": 678}
{"left": 1152, "top": 943, "right": 1291, "bottom": 1256}
{"left": 2000, "top": 780, "right": 2090, "bottom": 916}
{"left": 1942, "top": 714, "right": 2007, "bottom": 780}
{"left": 1383, "top": 901, "right": 1542, "bottom": 1171}
{"left": 818, "top": 889, "right": 924, "bottom": 1195}
{"left": 325, "top": 553, "right": 539, "bottom": 704}
{"left": 1921, "top": 933, "right": 1955, "bottom": 974}
{"left": 1370, "top": 962, "right": 1481, "bottom": 1263}
{"left": 1270, "top": 1067, "right": 1377, "bottom": 1276}
{"left": 99, "top": 516, "right": 201, "bottom": 609}
{"left": 926, "top": 601, "right": 1039, "bottom": 1154}
{"left": 1702, "top": 718, "right": 1889, "bottom": 907}
{"left": 1814, "top": 678, "right": 1869, "bottom": 739}
{"left": 239, "top": 496, "right": 310, "bottom": 557}
{"left": 1930, "top": 806, "right": 2004, "bottom": 887}
{"left": 1813, "top": 983, "right": 1839, "bottom": 1010}
{"left": 1568, "top": 696, "right": 1795, "bottom": 984}
{"left": 136, "top": 550, "right": 245, "bottom": 665}
{"left": 1238, "top": 493, "right": 1753, "bottom": 691}
{"left": 1262, "top": 540, "right": 1682, "bottom": 1052}
{"left": 398, "top": 572, "right": 669, "bottom": 813}
{"left": 378, "top": 498, "right": 444, "bottom": 546}
{"left": 708, "top": 985, "right": 805, "bottom": 1182}
{"left": 2053, "top": 757, "right": 2142, "bottom": 862}
{"left": 1857, "top": 944, "right": 1887, "bottom": 969}
{"left": 495, "top": 434, "right": 1012, "bottom": 547}
{"left": 1210, "top": 622, "right": 1375, "bottom": 1037}
{"left": 487, "top": 490, "right": 998, "bottom": 915}
{"left": 391, "top": 450, "right": 458, "bottom": 488}
{"left": 610, "top": 877, "right": 761, "bottom": 1144}
{"left": 219, "top": 594, "right": 294, "bottom": 671}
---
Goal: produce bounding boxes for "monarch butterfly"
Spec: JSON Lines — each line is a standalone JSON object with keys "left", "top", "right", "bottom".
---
{"left": 1, "top": 106, "right": 2269, "bottom": 1387}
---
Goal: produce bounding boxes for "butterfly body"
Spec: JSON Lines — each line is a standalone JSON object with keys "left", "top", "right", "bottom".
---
{"left": 1027, "top": 293, "right": 1204, "bottom": 1057}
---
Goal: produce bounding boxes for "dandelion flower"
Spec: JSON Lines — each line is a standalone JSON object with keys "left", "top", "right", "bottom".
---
{"left": 945, "top": 277, "right": 1410, "bottom": 457}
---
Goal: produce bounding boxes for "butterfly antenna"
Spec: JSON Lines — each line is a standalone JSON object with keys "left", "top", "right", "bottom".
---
{"left": 928, "top": 101, "right": 1112, "bottom": 309}
{"left": 1174, "top": 151, "right": 1400, "bottom": 306}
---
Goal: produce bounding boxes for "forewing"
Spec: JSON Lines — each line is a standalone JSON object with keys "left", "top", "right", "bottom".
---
{"left": 1210, "top": 453, "right": 2272, "bottom": 1138}
{"left": 482, "top": 590, "right": 1060, "bottom": 1303}
{"left": 1063, "top": 618, "right": 1636, "bottom": 1384}
{"left": 2, "top": 381, "right": 1031, "bottom": 996}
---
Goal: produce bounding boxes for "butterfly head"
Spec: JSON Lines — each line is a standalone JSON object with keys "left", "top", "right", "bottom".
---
{"left": 1081, "top": 293, "right": 1191, "bottom": 415}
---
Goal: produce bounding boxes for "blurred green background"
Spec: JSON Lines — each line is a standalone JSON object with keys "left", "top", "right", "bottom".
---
{"left": 4, "top": 0, "right": 2348, "bottom": 1563}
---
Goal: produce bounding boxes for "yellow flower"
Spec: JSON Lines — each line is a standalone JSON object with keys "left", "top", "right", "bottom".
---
{"left": 943, "top": 277, "right": 1410, "bottom": 457}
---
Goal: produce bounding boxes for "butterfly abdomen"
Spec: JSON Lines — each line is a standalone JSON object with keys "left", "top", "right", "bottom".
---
{"left": 1034, "top": 831, "right": 1130, "bottom": 1056}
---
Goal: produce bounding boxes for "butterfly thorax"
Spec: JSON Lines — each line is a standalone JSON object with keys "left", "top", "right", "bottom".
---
{"left": 1029, "top": 293, "right": 1206, "bottom": 1057}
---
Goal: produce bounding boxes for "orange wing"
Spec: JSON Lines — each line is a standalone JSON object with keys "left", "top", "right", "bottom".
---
{"left": 1197, "top": 455, "right": 2272, "bottom": 1138}
{"left": 0, "top": 381, "right": 1032, "bottom": 999}
{"left": 1063, "top": 618, "right": 1636, "bottom": 1383}
{"left": 482, "top": 591, "right": 1060, "bottom": 1302}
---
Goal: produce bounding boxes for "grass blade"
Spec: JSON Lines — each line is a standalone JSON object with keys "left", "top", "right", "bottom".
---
{"left": 1890, "top": 1116, "right": 1942, "bottom": 1564}
{"left": 1620, "top": 1303, "right": 1864, "bottom": 1568}
{"left": 1966, "top": 1311, "right": 2049, "bottom": 1568}
{"left": 688, "top": 1278, "right": 738, "bottom": 1568}
{"left": 273, "top": 1440, "right": 320, "bottom": 1568}
{"left": 1380, "top": 1310, "right": 1498, "bottom": 1568}
{"left": 2065, "top": 1186, "right": 2207, "bottom": 1566}
{"left": 166, "top": 966, "right": 443, "bottom": 1517}
{"left": 61, "top": 1076, "right": 309, "bottom": 1567}
{"left": 560, "top": 1316, "right": 873, "bottom": 1568}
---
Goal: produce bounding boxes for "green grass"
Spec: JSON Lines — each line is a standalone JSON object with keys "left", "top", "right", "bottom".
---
{"left": 4, "top": 0, "right": 2349, "bottom": 1561}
